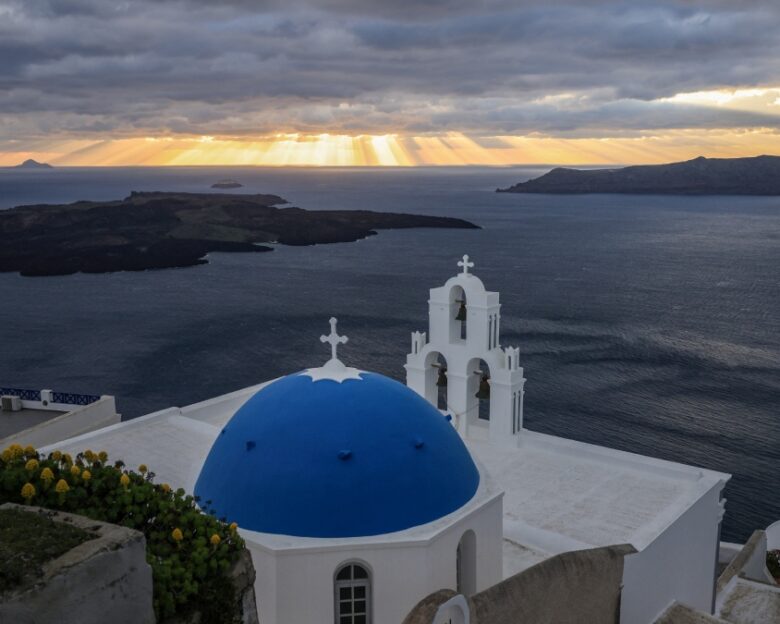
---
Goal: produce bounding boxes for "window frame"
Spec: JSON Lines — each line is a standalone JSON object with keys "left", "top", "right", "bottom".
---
{"left": 334, "top": 561, "right": 372, "bottom": 624}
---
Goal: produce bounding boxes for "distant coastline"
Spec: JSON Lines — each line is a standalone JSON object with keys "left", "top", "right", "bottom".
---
{"left": 211, "top": 179, "right": 243, "bottom": 189}
{"left": 10, "top": 159, "right": 53, "bottom": 170}
{"left": 0, "top": 191, "right": 479, "bottom": 277}
{"left": 497, "top": 155, "right": 780, "bottom": 195}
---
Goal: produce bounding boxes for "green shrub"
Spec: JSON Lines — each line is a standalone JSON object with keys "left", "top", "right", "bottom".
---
{"left": 0, "top": 444, "right": 245, "bottom": 622}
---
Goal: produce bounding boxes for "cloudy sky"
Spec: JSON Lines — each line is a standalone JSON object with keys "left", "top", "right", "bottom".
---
{"left": 2, "top": 0, "right": 780, "bottom": 165}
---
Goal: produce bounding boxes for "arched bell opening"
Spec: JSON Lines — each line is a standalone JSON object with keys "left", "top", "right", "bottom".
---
{"left": 466, "top": 358, "right": 492, "bottom": 426}
{"left": 449, "top": 285, "right": 467, "bottom": 342}
{"left": 424, "top": 351, "right": 449, "bottom": 412}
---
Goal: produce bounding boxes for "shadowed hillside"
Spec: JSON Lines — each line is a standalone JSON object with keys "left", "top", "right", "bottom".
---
{"left": 497, "top": 155, "right": 780, "bottom": 195}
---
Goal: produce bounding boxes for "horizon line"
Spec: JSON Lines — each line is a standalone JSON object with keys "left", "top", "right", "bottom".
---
{"left": 4, "top": 153, "right": 778, "bottom": 171}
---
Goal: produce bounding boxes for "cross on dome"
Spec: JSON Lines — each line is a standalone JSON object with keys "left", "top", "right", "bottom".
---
{"left": 303, "top": 317, "right": 363, "bottom": 383}
{"left": 321, "top": 317, "right": 348, "bottom": 362}
{"left": 458, "top": 254, "right": 475, "bottom": 276}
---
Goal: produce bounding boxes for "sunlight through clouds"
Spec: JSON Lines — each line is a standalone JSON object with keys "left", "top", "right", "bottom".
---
{"left": 3, "top": 1, "right": 780, "bottom": 166}
{"left": 2, "top": 129, "right": 779, "bottom": 167}
{"left": 661, "top": 88, "right": 780, "bottom": 113}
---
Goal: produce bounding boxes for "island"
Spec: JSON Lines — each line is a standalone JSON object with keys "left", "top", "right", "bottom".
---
{"left": 11, "top": 159, "right": 53, "bottom": 169}
{"left": 0, "top": 191, "right": 479, "bottom": 276}
{"left": 211, "top": 179, "right": 243, "bottom": 189}
{"left": 497, "top": 155, "right": 780, "bottom": 195}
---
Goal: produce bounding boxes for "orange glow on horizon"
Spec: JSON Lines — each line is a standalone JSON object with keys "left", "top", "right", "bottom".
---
{"left": 1, "top": 130, "right": 779, "bottom": 168}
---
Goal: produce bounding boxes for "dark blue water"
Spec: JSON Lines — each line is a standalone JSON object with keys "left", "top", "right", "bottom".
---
{"left": 1, "top": 166, "right": 778, "bottom": 542}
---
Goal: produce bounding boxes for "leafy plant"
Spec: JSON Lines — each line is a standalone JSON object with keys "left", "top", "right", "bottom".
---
{"left": 0, "top": 444, "right": 245, "bottom": 622}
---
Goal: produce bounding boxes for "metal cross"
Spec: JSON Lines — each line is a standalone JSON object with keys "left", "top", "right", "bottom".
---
{"left": 458, "top": 254, "right": 474, "bottom": 275}
{"left": 321, "top": 317, "right": 348, "bottom": 361}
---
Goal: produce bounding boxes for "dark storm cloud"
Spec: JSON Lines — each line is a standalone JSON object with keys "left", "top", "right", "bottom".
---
{"left": 1, "top": 0, "right": 779, "bottom": 139}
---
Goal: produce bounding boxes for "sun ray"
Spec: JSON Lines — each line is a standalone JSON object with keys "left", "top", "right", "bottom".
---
{"left": 2, "top": 129, "right": 779, "bottom": 168}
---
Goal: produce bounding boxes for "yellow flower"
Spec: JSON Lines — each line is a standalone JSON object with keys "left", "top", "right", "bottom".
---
{"left": 55, "top": 479, "right": 69, "bottom": 494}
{"left": 138, "top": 464, "right": 148, "bottom": 474}
{"left": 210, "top": 534, "right": 221, "bottom": 546}
{"left": 40, "top": 467, "right": 55, "bottom": 482}
{"left": 171, "top": 528, "right": 183, "bottom": 542}
{"left": 161, "top": 483, "right": 171, "bottom": 493}
{"left": 62, "top": 453, "right": 73, "bottom": 465}
{"left": 81, "top": 469, "right": 92, "bottom": 482}
{"left": 83, "top": 449, "right": 95, "bottom": 462}
{"left": 21, "top": 482, "right": 36, "bottom": 500}
{"left": 120, "top": 473, "right": 130, "bottom": 488}
{"left": 23, "top": 445, "right": 36, "bottom": 457}
{"left": 25, "top": 459, "right": 39, "bottom": 472}
{"left": 229, "top": 522, "right": 238, "bottom": 532}
{"left": 98, "top": 451, "right": 108, "bottom": 462}
{"left": 1, "top": 449, "right": 11, "bottom": 462}
{"left": 50, "top": 451, "right": 62, "bottom": 461}
{"left": 9, "top": 444, "right": 24, "bottom": 459}
{"left": 70, "top": 464, "right": 81, "bottom": 477}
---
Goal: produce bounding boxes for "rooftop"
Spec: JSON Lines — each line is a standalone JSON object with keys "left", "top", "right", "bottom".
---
{"left": 0, "top": 389, "right": 119, "bottom": 449}
{"left": 42, "top": 380, "right": 502, "bottom": 550}
{"left": 0, "top": 407, "right": 65, "bottom": 440}
{"left": 42, "top": 380, "right": 728, "bottom": 566}
{"left": 468, "top": 431, "right": 729, "bottom": 578}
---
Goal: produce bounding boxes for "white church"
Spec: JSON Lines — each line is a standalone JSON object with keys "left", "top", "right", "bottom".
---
{"left": 44, "top": 256, "right": 732, "bottom": 624}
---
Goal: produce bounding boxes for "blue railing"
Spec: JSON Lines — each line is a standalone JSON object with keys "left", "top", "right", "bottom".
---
{"left": 0, "top": 388, "right": 41, "bottom": 401}
{"left": 51, "top": 392, "right": 101, "bottom": 406}
{"left": 0, "top": 388, "right": 100, "bottom": 406}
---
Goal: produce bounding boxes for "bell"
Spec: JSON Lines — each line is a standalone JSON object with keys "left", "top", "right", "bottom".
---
{"left": 436, "top": 367, "right": 448, "bottom": 387}
{"left": 455, "top": 300, "right": 467, "bottom": 322}
{"left": 475, "top": 374, "right": 490, "bottom": 400}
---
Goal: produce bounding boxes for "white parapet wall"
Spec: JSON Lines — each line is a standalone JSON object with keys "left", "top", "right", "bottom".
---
{"left": 621, "top": 478, "right": 725, "bottom": 623}
{"left": 766, "top": 520, "right": 780, "bottom": 551}
{"left": 0, "top": 396, "right": 120, "bottom": 449}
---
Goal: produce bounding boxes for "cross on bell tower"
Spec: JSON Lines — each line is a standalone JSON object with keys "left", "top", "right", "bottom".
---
{"left": 458, "top": 254, "right": 474, "bottom": 276}
{"left": 321, "top": 317, "right": 348, "bottom": 363}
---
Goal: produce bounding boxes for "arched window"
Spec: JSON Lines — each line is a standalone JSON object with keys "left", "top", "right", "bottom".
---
{"left": 457, "top": 531, "right": 477, "bottom": 596}
{"left": 335, "top": 563, "right": 371, "bottom": 624}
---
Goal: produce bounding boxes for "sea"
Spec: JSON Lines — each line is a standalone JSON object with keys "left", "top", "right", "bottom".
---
{"left": 1, "top": 165, "right": 778, "bottom": 542}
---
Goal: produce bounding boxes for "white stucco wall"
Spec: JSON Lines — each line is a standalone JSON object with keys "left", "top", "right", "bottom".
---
{"left": 766, "top": 520, "right": 780, "bottom": 550}
{"left": 621, "top": 479, "right": 725, "bottom": 624}
{"left": 245, "top": 495, "right": 503, "bottom": 624}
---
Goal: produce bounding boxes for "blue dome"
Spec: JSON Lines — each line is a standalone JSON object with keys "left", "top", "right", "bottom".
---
{"left": 194, "top": 371, "right": 480, "bottom": 538}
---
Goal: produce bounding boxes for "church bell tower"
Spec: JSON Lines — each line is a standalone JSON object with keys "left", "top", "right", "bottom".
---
{"left": 405, "top": 255, "right": 526, "bottom": 446}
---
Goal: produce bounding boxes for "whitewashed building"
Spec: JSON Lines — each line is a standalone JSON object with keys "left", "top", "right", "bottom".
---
{"left": 42, "top": 256, "right": 731, "bottom": 624}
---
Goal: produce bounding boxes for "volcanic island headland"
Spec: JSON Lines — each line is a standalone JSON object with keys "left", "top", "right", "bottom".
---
{"left": 0, "top": 191, "right": 479, "bottom": 277}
